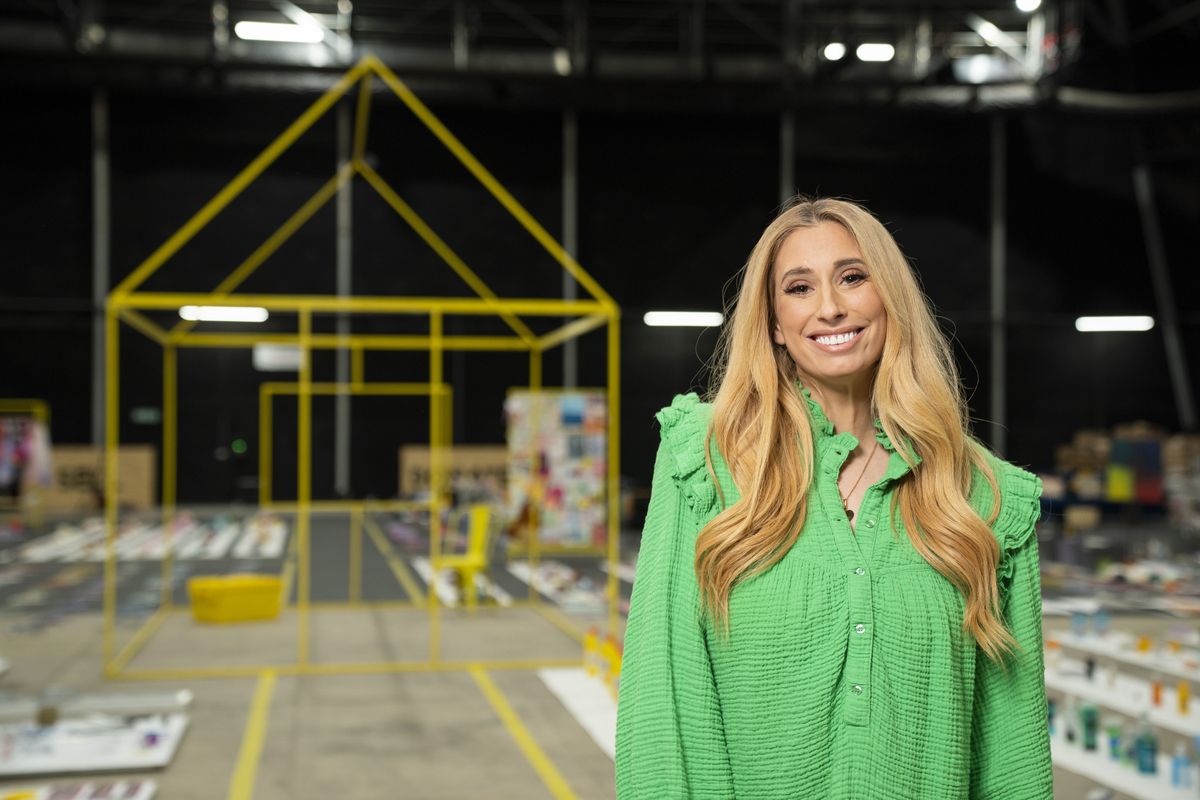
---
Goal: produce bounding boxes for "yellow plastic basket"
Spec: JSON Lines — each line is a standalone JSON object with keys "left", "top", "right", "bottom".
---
{"left": 187, "top": 574, "right": 283, "bottom": 623}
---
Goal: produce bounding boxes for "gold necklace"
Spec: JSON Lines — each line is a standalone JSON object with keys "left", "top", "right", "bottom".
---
{"left": 840, "top": 441, "right": 879, "bottom": 522}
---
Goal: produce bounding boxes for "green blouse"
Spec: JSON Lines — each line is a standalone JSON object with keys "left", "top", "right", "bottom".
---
{"left": 615, "top": 388, "right": 1052, "bottom": 799}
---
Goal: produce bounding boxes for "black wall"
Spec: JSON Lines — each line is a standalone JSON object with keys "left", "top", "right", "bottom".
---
{"left": 3, "top": 85, "right": 1199, "bottom": 501}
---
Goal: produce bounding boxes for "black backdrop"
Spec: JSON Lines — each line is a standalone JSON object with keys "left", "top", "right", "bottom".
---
{"left": 3, "top": 85, "right": 1199, "bottom": 502}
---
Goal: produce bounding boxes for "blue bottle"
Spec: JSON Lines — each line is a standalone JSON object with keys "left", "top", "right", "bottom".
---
{"left": 1170, "top": 742, "right": 1191, "bottom": 788}
{"left": 1134, "top": 714, "right": 1157, "bottom": 775}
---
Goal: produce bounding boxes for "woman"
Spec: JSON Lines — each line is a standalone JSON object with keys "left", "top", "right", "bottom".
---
{"left": 615, "top": 197, "right": 1052, "bottom": 799}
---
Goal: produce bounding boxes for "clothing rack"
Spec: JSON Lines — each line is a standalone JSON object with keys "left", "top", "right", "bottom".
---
{"left": 0, "top": 398, "right": 52, "bottom": 527}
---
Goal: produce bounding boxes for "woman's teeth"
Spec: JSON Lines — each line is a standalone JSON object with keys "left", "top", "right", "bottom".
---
{"left": 813, "top": 330, "right": 860, "bottom": 345}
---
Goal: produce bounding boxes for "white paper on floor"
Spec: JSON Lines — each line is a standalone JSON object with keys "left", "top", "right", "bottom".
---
{"left": 538, "top": 667, "right": 616, "bottom": 760}
{"left": 410, "top": 557, "right": 513, "bottom": 607}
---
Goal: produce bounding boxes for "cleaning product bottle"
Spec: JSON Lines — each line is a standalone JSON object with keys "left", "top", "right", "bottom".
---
{"left": 1134, "top": 713, "right": 1158, "bottom": 775}
{"left": 1047, "top": 698, "right": 1056, "bottom": 737}
{"left": 1152, "top": 672, "right": 1164, "bottom": 707}
{"left": 1080, "top": 703, "right": 1099, "bottom": 751}
{"left": 1170, "top": 741, "right": 1191, "bottom": 788}
{"left": 1064, "top": 696, "right": 1078, "bottom": 745}
{"left": 1179, "top": 680, "right": 1191, "bottom": 715}
{"left": 1104, "top": 719, "right": 1123, "bottom": 761}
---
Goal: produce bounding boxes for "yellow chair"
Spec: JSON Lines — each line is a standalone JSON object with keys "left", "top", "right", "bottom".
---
{"left": 436, "top": 504, "right": 493, "bottom": 610}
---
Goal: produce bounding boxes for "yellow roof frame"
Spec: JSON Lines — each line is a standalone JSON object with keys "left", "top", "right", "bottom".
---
{"left": 107, "top": 54, "right": 619, "bottom": 352}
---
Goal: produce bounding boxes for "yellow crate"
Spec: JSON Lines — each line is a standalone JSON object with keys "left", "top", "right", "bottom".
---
{"left": 187, "top": 574, "right": 283, "bottom": 623}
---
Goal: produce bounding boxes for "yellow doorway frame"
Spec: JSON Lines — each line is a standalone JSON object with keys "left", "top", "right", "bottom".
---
{"left": 102, "top": 54, "right": 622, "bottom": 682}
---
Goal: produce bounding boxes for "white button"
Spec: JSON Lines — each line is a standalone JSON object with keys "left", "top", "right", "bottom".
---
{"left": 855, "top": 624, "right": 866, "bottom": 634}
{"left": 851, "top": 684, "right": 863, "bottom": 695}
{"left": 854, "top": 567, "right": 865, "bottom": 576}
{"left": 865, "top": 519, "right": 876, "bottom": 528}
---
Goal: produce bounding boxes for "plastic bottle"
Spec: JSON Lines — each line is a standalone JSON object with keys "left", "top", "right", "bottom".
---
{"left": 1152, "top": 673, "right": 1164, "bottom": 707}
{"left": 1093, "top": 608, "right": 1111, "bottom": 637}
{"left": 1170, "top": 741, "right": 1192, "bottom": 788}
{"left": 1080, "top": 704, "right": 1099, "bottom": 751}
{"left": 1134, "top": 713, "right": 1158, "bottom": 775}
{"left": 1180, "top": 680, "right": 1191, "bottom": 715}
{"left": 583, "top": 627, "right": 600, "bottom": 677}
{"left": 1064, "top": 696, "right": 1078, "bottom": 744}
{"left": 1104, "top": 719, "right": 1123, "bottom": 761}
{"left": 1047, "top": 698, "right": 1056, "bottom": 737}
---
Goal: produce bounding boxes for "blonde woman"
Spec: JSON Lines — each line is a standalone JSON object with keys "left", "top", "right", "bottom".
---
{"left": 615, "top": 197, "right": 1052, "bottom": 799}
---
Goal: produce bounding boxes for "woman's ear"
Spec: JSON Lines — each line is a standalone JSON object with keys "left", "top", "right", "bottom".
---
{"left": 772, "top": 324, "right": 785, "bottom": 346}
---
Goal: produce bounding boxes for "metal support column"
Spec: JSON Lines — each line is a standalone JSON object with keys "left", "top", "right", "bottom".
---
{"left": 562, "top": 109, "right": 579, "bottom": 388}
{"left": 335, "top": 101, "right": 353, "bottom": 496}
{"left": 989, "top": 116, "right": 1007, "bottom": 455}
{"left": 1133, "top": 156, "right": 1197, "bottom": 430}
{"left": 92, "top": 89, "right": 110, "bottom": 445}
{"left": 779, "top": 111, "right": 795, "bottom": 206}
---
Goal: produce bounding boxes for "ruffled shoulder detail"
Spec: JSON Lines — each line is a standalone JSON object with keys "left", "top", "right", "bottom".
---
{"left": 990, "top": 459, "right": 1044, "bottom": 607}
{"left": 654, "top": 393, "right": 720, "bottom": 521}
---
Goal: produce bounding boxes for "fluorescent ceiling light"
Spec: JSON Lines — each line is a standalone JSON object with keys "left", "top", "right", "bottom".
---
{"left": 253, "top": 344, "right": 301, "bottom": 372}
{"left": 179, "top": 305, "right": 270, "bottom": 323}
{"left": 1016, "top": 0, "right": 1042, "bottom": 11}
{"left": 823, "top": 42, "right": 846, "bottom": 61}
{"left": 855, "top": 43, "right": 895, "bottom": 62}
{"left": 1075, "top": 315, "right": 1155, "bottom": 332}
{"left": 643, "top": 311, "right": 724, "bottom": 328}
{"left": 233, "top": 21, "right": 323, "bottom": 43}
{"left": 977, "top": 21, "right": 1002, "bottom": 45}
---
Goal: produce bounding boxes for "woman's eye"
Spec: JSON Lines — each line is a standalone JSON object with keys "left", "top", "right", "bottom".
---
{"left": 842, "top": 273, "right": 866, "bottom": 285}
{"left": 785, "top": 284, "right": 810, "bottom": 295}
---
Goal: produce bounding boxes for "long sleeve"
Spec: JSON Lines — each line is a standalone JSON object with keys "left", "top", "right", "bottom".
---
{"left": 615, "top": 437, "right": 734, "bottom": 799}
{"left": 969, "top": 475, "right": 1053, "bottom": 800}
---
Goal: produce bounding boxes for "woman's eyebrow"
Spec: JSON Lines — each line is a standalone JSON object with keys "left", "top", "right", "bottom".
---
{"left": 779, "top": 258, "right": 865, "bottom": 282}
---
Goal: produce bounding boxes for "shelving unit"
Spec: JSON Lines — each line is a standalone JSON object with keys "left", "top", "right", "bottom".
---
{"left": 1046, "top": 656, "right": 1200, "bottom": 737}
{"left": 1051, "top": 733, "right": 1196, "bottom": 800}
{"left": 1055, "top": 632, "right": 1200, "bottom": 683}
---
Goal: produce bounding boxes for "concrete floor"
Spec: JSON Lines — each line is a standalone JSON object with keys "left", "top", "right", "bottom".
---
{"left": 0, "top": 512, "right": 1179, "bottom": 799}
{"left": 0, "top": 606, "right": 619, "bottom": 800}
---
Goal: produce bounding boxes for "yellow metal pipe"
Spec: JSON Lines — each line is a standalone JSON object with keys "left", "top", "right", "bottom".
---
{"left": 176, "top": 332, "right": 531, "bottom": 351}
{"left": 117, "top": 308, "right": 168, "bottom": 344}
{"left": 429, "top": 310, "right": 443, "bottom": 661}
{"left": 111, "top": 62, "right": 370, "bottom": 299}
{"left": 102, "top": 304, "right": 120, "bottom": 671}
{"left": 528, "top": 352, "right": 542, "bottom": 604}
{"left": 607, "top": 315, "right": 622, "bottom": 638}
{"left": 168, "top": 162, "right": 357, "bottom": 340}
{"left": 116, "top": 292, "right": 607, "bottom": 317}
{"left": 106, "top": 607, "right": 171, "bottom": 676}
{"left": 259, "top": 386, "right": 272, "bottom": 507}
{"left": 355, "top": 160, "right": 538, "bottom": 345}
{"left": 365, "top": 55, "right": 616, "bottom": 311}
{"left": 351, "top": 346, "right": 364, "bottom": 385}
{"left": 297, "top": 309, "right": 312, "bottom": 665}
{"left": 537, "top": 313, "right": 609, "bottom": 351}
{"left": 161, "top": 345, "right": 177, "bottom": 610}
{"left": 353, "top": 72, "right": 373, "bottom": 160}
{"left": 263, "top": 381, "right": 450, "bottom": 396}
{"left": 262, "top": 499, "right": 431, "bottom": 513}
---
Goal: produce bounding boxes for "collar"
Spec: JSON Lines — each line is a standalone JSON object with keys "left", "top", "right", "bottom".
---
{"left": 796, "top": 381, "right": 922, "bottom": 475}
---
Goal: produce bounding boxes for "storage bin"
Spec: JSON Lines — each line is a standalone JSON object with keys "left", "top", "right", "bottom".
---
{"left": 187, "top": 574, "right": 283, "bottom": 623}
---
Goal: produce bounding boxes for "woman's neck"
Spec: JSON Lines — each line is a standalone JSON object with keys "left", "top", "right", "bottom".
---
{"left": 804, "top": 379, "right": 876, "bottom": 446}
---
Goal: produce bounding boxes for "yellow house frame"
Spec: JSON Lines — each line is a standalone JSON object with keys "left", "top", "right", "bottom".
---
{"left": 102, "top": 54, "right": 621, "bottom": 682}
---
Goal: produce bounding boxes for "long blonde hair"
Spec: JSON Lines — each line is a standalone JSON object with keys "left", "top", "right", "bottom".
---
{"left": 699, "top": 197, "right": 1012, "bottom": 663}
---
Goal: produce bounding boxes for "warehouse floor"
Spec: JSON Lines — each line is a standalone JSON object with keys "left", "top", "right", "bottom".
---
{"left": 0, "top": 512, "right": 1158, "bottom": 799}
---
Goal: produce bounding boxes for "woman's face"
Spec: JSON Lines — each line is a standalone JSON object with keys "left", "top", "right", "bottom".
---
{"left": 770, "top": 222, "right": 887, "bottom": 389}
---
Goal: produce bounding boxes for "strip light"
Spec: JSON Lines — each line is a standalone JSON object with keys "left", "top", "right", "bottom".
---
{"left": 643, "top": 311, "right": 724, "bottom": 328}
{"left": 233, "top": 21, "right": 323, "bottom": 43}
{"left": 1074, "top": 316, "right": 1155, "bottom": 332}
{"left": 180, "top": 305, "right": 270, "bottom": 323}
{"left": 856, "top": 43, "right": 895, "bottom": 62}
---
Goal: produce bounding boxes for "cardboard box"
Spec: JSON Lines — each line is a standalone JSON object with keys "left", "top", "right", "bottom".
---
{"left": 31, "top": 445, "right": 157, "bottom": 513}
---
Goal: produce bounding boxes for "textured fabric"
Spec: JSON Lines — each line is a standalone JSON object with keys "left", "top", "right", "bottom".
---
{"left": 615, "top": 387, "right": 1052, "bottom": 800}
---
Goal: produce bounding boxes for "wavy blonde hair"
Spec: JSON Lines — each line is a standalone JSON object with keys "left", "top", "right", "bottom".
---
{"left": 699, "top": 197, "right": 1013, "bottom": 663}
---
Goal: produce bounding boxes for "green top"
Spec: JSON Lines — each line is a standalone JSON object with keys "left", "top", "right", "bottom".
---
{"left": 615, "top": 388, "right": 1052, "bottom": 799}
